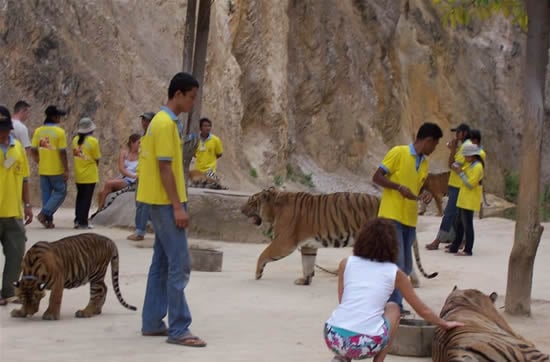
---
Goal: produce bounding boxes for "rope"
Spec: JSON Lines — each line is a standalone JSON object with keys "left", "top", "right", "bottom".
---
{"left": 314, "top": 264, "right": 338, "bottom": 275}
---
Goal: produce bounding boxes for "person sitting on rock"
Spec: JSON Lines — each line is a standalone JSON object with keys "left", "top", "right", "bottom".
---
{"left": 96, "top": 133, "right": 140, "bottom": 210}
{"left": 193, "top": 117, "right": 223, "bottom": 178}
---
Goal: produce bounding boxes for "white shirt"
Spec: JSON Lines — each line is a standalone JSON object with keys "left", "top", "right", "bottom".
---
{"left": 12, "top": 119, "right": 31, "bottom": 149}
{"left": 326, "top": 256, "right": 398, "bottom": 335}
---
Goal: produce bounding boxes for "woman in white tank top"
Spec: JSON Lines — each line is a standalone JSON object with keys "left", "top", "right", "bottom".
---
{"left": 324, "top": 218, "right": 463, "bottom": 362}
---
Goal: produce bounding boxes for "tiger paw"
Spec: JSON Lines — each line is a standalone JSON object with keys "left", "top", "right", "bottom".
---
{"left": 75, "top": 308, "right": 101, "bottom": 318}
{"left": 294, "top": 277, "right": 312, "bottom": 286}
{"left": 42, "top": 310, "right": 60, "bottom": 320}
{"left": 10, "top": 308, "right": 27, "bottom": 318}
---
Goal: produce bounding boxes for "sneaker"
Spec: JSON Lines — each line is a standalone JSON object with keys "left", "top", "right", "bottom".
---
{"left": 127, "top": 233, "right": 144, "bottom": 241}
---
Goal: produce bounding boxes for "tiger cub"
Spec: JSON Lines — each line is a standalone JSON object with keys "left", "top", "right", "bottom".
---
{"left": 11, "top": 233, "right": 137, "bottom": 320}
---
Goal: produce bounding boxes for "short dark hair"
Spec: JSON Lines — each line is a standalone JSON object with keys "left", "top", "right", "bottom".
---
{"left": 416, "top": 122, "right": 443, "bottom": 140}
{"left": 353, "top": 218, "right": 398, "bottom": 263}
{"left": 470, "top": 129, "right": 481, "bottom": 142}
{"left": 14, "top": 100, "right": 30, "bottom": 114}
{"left": 168, "top": 72, "right": 199, "bottom": 99}
{"left": 0, "top": 105, "right": 11, "bottom": 121}
{"left": 199, "top": 117, "right": 212, "bottom": 128}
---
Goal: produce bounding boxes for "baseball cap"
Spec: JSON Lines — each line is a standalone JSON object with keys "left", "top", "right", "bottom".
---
{"left": 140, "top": 112, "right": 155, "bottom": 121}
{"left": 450, "top": 123, "right": 470, "bottom": 133}
{"left": 45, "top": 105, "right": 67, "bottom": 117}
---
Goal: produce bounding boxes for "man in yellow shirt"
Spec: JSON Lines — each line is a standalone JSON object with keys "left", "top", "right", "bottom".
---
{"left": 193, "top": 117, "right": 223, "bottom": 174}
{"left": 372, "top": 122, "right": 443, "bottom": 314}
{"left": 0, "top": 106, "right": 33, "bottom": 306}
{"left": 31, "top": 105, "right": 69, "bottom": 229}
{"left": 426, "top": 123, "right": 470, "bottom": 250}
{"left": 137, "top": 72, "right": 206, "bottom": 347}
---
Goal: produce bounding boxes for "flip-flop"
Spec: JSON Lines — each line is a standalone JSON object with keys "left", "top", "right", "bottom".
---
{"left": 425, "top": 243, "right": 439, "bottom": 251}
{"left": 167, "top": 334, "right": 207, "bottom": 347}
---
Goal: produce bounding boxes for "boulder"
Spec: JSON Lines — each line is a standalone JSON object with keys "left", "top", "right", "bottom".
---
{"left": 92, "top": 188, "right": 265, "bottom": 244}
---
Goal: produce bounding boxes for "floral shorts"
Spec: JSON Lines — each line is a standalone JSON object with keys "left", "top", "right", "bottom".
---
{"left": 324, "top": 319, "right": 390, "bottom": 360}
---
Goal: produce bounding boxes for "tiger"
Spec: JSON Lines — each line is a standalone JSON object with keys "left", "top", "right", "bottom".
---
{"left": 241, "top": 187, "right": 437, "bottom": 285}
{"left": 189, "top": 169, "right": 227, "bottom": 190}
{"left": 89, "top": 183, "right": 136, "bottom": 220}
{"left": 433, "top": 286, "right": 550, "bottom": 362}
{"left": 418, "top": 171, "right": 450, "bottom": 216}
{"left": 11, "top": 233, "right": 137, "bottom": 320}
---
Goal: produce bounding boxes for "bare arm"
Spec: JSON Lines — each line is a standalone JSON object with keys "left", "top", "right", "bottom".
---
{"left": 372, "top": 167, "right": 417, "bottom": 200}
{"left": 60, "top": 150, "right": 69, "bottom": 181}
{"left": 395, "top": 271, "right": 463, "bottom": 330}
{"left": 159, "top": 160, "right": 188, "bottom": 228}
{"left": 447, "top": 140, "right": 458, "bottom": 168}
{"left": 337, "top": 257, "right": 348, "bottom": 303}
{"left": 118, "top": 150, "right": 136, "bottom": 178}
{"left": 22, "top": 180, "right": 33, "bottom": 225}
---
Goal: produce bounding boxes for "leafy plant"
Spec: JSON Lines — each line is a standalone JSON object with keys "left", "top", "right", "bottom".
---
{"left": 286, "top": 164, "right": 315, "bottom": 188}
{"left": 249, "top": 167, "right": 258, "bottom": 178}
{"left": 273, "top": 175, "right": 284, "bottom": 187}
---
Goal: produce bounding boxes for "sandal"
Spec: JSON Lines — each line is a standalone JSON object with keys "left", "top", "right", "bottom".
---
{"left": 425, "top": 243, "right": 439, "bottom": 251}
{"left": 167, "top": 334, "right": 207, "bottom": 347}
{"left": 455, "top": 251, "right": 472, "bottom": 256}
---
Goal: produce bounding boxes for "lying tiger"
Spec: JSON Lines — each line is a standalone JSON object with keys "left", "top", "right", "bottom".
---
{"left": 188, "top": 169, "right": 227, "bottom": 190}
{"left": 11, "top": 233, "right": 137, "bottom": 320}
{"left": 433, "top": 286, "right": 550, "bottom": 361}
{"left": 241, "top": 187, "right": 437, "bottom": 285}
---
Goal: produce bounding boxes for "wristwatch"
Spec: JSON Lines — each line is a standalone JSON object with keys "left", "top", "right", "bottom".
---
{"left": 24, "top": 203, "right": 32, "bottom": 208}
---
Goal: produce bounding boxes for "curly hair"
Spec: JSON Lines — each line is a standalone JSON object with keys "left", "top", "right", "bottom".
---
{"left": 353, "top": 218, "right": 399, "bottom": 263}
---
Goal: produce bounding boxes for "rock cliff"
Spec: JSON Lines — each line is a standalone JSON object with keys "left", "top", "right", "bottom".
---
{"left": 1, "top": 0, "right": 547, "bottom": 203}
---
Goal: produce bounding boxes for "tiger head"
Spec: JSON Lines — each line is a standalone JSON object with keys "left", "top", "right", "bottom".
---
{"left": 13, "top": 275, "right": 47, "bottom": 316}
{"left": 241, "top": 187, "right": 280, "bottom": 227}
{"left": 440, "top": 285, "right": 498, "bottom": 317}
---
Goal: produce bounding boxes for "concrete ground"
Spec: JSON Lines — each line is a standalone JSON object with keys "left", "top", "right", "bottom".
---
{"left": 1, "top": 208, "right": 549, "bottom": 362}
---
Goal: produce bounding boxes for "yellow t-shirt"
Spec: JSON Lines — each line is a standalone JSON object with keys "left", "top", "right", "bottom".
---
{"left": 72, "top": 135, "right": 101, "bottom": 184}
{"left": 0, "top": 137, "right": 30, "bottom": 218}
{"left": 457, "top": 161, "right": 484, "bottom": 211}
{"left": 194, "top": 134, "right": 223, "bottom": 173}
{"left": 377, "top": 144, "right": 429, "bottom": 227}
{"left": 136, "top": 107, "right": 187, "bottom": 205}
{"left": 31, "top": 124, "right": 67, "bottom": 175}
{"left": 448, "top": 139, "right": 472, "bottom": 188}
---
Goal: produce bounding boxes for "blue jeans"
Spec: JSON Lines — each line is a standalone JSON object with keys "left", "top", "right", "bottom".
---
{"left": 388, "top": 220, "right": 416, "bottom": 311}
{"left": 142, "top": 203, "right": 192, "bottom": 339}
{"left": 436, "top": 186, "right": 459, "bottom": 242}
{"left": 135, "top": 201, "right": 151, "bottom": 236}
{"left": 40, "top": 175, "right": 67, "bottom": 220}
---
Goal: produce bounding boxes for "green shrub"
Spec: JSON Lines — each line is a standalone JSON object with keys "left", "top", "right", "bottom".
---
{"left": 249, "top": 167, "right": 258, "bottom": 178}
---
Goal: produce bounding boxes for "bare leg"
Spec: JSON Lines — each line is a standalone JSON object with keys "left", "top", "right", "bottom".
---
{"left": 296, "top": 247, "right": 317, "bottom": 285}
{"left": 373, "top": 302, "right": 401, "bottom": 362}
{"left": 76, "top": 280, "right": 107, "bottom": 318}
{"left": 97, "top": 179, "right": 127, "bottom": 209}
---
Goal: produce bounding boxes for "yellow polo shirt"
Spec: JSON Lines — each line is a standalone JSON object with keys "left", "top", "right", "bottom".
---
{"left": 0, "top": 137, "right": 29, "bottom": 218}
{"left": 136, "top": 107, "right": 187, "bottom": 205}
{"left": 448, "top": 139, "right": 472, "bottom": 188}
{"left": 457, "top": 161, "right": 484, "bottom": 212}
{"left": 377, "top": 144, "right": 429, "bottom": 227}
{"left": 194, "top": 134, "right": 223, "bottom": 173}
{"left": 31, "top": 124, "right": 67, "bottom": 175}
{"left": 72, "top": 135, "right": 101, "bottom": 184}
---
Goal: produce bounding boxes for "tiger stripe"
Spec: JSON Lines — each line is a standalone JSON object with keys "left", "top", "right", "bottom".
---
{"left": 11, "top": 233, "right": 136, "bottom": 320}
